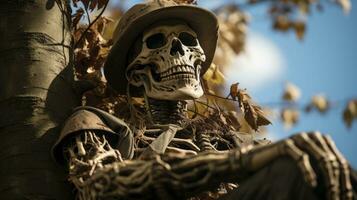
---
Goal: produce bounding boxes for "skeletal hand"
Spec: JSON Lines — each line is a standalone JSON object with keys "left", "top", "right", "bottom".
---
{"left": 244, "top": 131, "right": 353, "bottom": 200}
{"left": 66, "top": 130, "right": 354, "bottom": 200}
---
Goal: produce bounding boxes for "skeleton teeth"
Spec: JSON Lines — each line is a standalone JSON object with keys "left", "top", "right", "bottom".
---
{"left": 187, "top": 66, "right": 191, "bottom": 72}
{"left": 158, "top": 65, "right": 199, "bottom": 82}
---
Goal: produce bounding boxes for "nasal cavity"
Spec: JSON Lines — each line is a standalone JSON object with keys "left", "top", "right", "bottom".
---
{"left": 170, "top": 39, "right": 185, "bottom": 56}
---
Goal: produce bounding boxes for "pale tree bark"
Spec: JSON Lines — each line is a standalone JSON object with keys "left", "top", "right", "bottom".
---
{"left": 0, "top": 0, "right": 79, "bottom": 198}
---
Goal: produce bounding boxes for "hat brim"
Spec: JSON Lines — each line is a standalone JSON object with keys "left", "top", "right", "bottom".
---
{"left": 104, "top": 5, "right": 218, "bottom": 96}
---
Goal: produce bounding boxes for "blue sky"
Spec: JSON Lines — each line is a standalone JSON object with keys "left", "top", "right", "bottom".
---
{"left": 242, "top": 3, "right": 357, "bottom": 167}
{"left": 111, "top": 0, "right": 357, "bottom": 166}
{"left": 202, "top": 1, "right": 357, "bottom": 166}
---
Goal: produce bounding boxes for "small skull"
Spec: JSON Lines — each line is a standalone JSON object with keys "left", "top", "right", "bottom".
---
{"left": 126, "top": 20, "right": 206, "bottom": 100}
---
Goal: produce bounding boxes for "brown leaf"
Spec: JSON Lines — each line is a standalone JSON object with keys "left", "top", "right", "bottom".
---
{"left": 89, "top": 41, "right": 100, "bottom": 61}
{"left": 273, "top": 15, "right": 292, "bottom": 32}
{"left": 229, "top": 83, "right": 239, "bottom": 100}
{"left": 89, "top": 0, "right": 98, "bottom": 11}
{"left": 217, "top": 7, "right": 248, "bottom": 56}
{"left": 98, "top": 0, "right": 109, "bottom": 9}
{"left": 227, "top": 84, "right": 268, "bottom": 131}
{"left": 74, "top": 49, "right": 90, "bottom": 75}
{"left": 343, "top": 99, "right": 357, "bottom": 128}
{"left": 72, "top": 8, "right": 84, "bottom": 28}
{"left": 228, "top": 83, "right": 251, "bottom": 109}
{"left": 282, "top": 82, "right": 301, "bottom": 102}
{"left": 95, "top": 16, "right": 114, "bottom": 35}
{"left": 243, "top": 101, "right": 258, "bottom": 131}
{"left": 254, "top": 105, "right": 272, "bottom": 126}
{"left": 293, "top": 21, "right": 306, "bottom": 40}
{"left": 225, "top": 111, "right": 241, "bottom": 131}
{"left": 307, "top": 95, "right": 330, "bottom": 113}
{"left": 281, "top": 108, "right": 299, "bottom": 129}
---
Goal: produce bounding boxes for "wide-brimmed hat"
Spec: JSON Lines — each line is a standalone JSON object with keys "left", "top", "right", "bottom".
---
{"left": 104, "top": 0, "right": 219, "bottom": 96}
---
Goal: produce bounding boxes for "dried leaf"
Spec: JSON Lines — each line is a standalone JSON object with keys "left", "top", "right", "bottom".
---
{"left": 306, "top": 95, "right": 330, "bottom": 113}
{"left": 213, "top": 5, "right": 248, "bottom": 69}
{"left": 337, "top": 0, "right": 351, "bottom": 14}
{"left": 282, "top": 82, "right": 301, "bottom": 102}
{"left": 242, "top": 102, "right": 271, "bottom": 131}
{"left": 293, "top": 21, "right": 306, "bottom": 40}
{"left": 228, "top": 83, "right": 249, "bottom": 108}
{"left": 72, "top": 8, "right": 84, "bottom": 28}
{"left": 217, "top": 7, "right": 248, "bottom": 55}
{"left": 89, "top": 41, "right": 100, "bottom": 61}
{"left": 227, "top": 83, "right": 268, "bottom": 131}
{"left": 225, "top": 111, "right": 241, "bottom": 131}
{"left": 243, "top": 102, "right": 258, "bottom": 131}
{"left": 229, "top": 83, "right": 239, "bottom": 100}
{"left": 96, "top": 16, "right": 114, "bottom": 34}
{"left": 203, "top": 63, "right": 225, "bottom": 85}
{"left": 89, "top": 0, "right": 98, "bottom": 11}
{"left": 273, "top": 15, "right": 291, "bottom": 32}
{"left": 343, "top": 99, "right": 357, "bottom": 128}
{"left": 98, "top": 0, "right": 109, "bottom": 9}
{"left": 281, "top": 108, "right": 299, "bottom": 129}
{"left": 254, "top": 105, "right": 272, "bottom": 126}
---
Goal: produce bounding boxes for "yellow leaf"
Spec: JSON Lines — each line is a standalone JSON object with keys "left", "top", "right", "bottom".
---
{"left": 273, "top": 15, "right": 292, "bottom": 32}
{"left": 305, "top": 94, "right": 330, "bottom": 113}
{"left": 203, "top": 63, "right": 225, "bottom": 85}
{"left": 310, "top": 95, "right": 330, "bottom": 113}
{"left": 294, "top": 21, "right": 306, "bottom": 40}
{"left": 338, "top": 0, "right": 351, "bottom": 14}
{"left": 282, "top": 82, "right": 301, "bottom": 102}
{"left": 343, "top": 99, "right": 357, "bottom": 128}
{"left": 281, "top": 108, "right": 299, "bottom": 129}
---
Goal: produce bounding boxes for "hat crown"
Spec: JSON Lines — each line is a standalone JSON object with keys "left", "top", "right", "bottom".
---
{"left": 113, "top": 1, "right": 181, "bottom": 43}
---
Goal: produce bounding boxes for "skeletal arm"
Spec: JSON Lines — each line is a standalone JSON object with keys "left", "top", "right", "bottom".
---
{"left": 64, "top": 130, "right": 242, "bottom": 200}
{"left": 64, "top": 131, "right": 353, "bottom": 200}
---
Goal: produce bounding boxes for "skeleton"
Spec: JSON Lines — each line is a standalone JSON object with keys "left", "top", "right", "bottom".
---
{"left": 59, "top": 18, "right": 354, "bottom": 200}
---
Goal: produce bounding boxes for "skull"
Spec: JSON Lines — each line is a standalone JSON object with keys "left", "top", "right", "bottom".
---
{"left": 126, "top": 20, "right": 206, "bottom": 100}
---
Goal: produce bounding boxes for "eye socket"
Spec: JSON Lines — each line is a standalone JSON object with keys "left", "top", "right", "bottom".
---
{"left": 178, "top": 32, "right": 198, "bottom": 46}
{"left": 146, "top": 33, "right": 166, "bottom": 49}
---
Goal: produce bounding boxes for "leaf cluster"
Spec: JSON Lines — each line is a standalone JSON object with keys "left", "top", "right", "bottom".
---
{"left": 280, "top": 82, "right": 357, "bottom": 129}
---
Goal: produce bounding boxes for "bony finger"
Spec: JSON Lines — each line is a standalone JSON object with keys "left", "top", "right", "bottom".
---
{"left": 324, "top": 135, "right": 353, "bottom": 200}
{"left": 309, "top": 132, "right": 340, "bottom": 199}
{"left": 284, "top": 139, "right": 317, "bottom": 187}
{"left": 293, "top": 132, "right": 338, "bottom": 200}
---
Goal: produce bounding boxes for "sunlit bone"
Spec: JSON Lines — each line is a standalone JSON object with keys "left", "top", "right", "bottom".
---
{"left": 126, "top": 21, "right": 206, "bottom": 100}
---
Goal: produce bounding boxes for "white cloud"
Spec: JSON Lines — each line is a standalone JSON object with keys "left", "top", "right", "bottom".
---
{"left": 225, "top": 32, "right": 286, "bottom": 91}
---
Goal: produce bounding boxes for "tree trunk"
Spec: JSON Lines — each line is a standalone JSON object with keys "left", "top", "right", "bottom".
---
{"left": 0, "top": 0, "right": 79, "bottom": 198}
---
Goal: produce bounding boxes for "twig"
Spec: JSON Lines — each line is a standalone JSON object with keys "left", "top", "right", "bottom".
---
{"left": 204, "top": 93, "right": 237, "bottom": 102}
{"left": 195, "top": 100, "right": 219, "bottom": 110}
{"left": 85, "top": 7, "right": 91, "bottom": 25}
